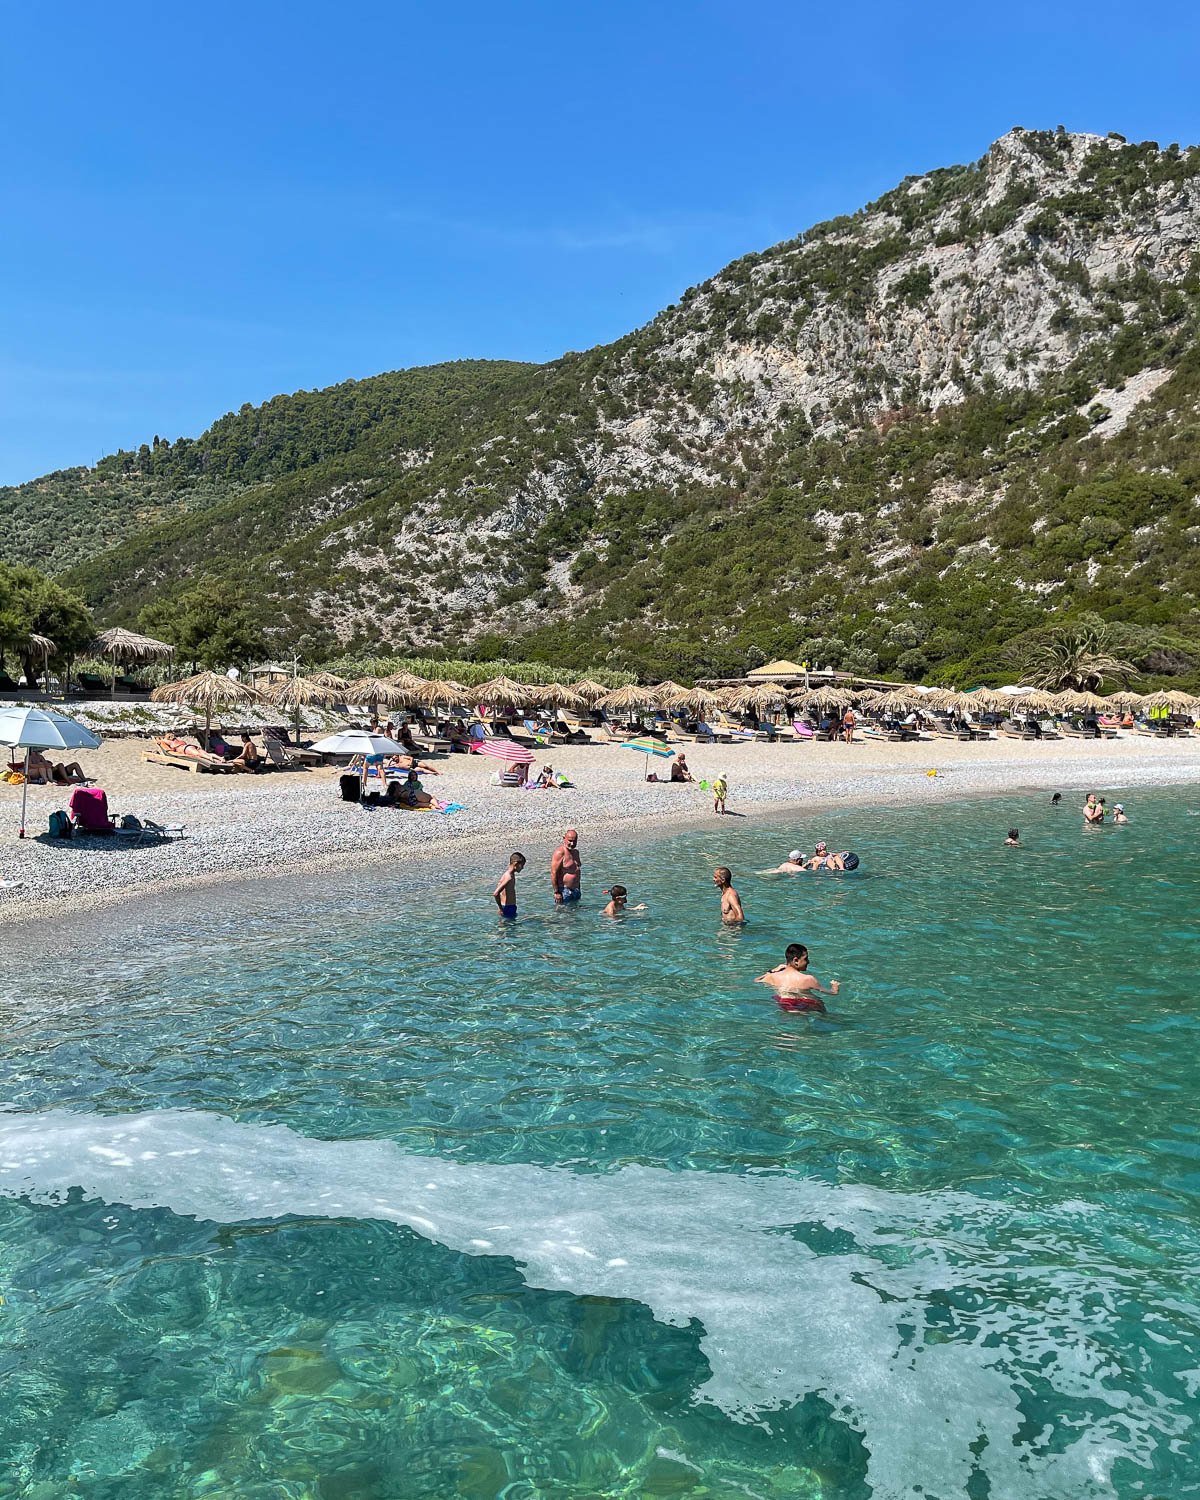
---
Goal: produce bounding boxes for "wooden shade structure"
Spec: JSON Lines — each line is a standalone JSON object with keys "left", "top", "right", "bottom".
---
{"left": 676, "top": 686, "right": 724, "bottom": 717}
{"left": 308, "top": 671, "right": 350, "bottom": 694}
{"left": 413, "top": 677, "right": 469, "bottom": 710}
{"left": 803, "top": 685, "right": 858, "bottom": 712}
{"left": 569, "top": 679, "right": 612, "bottom": 706}
{"left": 532, "top": 682, "right": 586, "bottom": 710}
{"left": 647, "top": 681, "right": 690, "bottom": 709}
{"left": 725, "top": 684, "right": 786, "bottom": 714}
{"left": 347, "top": 677, "right": 411, "bottom": 713}
{"left": 151, "top": 672, "right": 265, "bottom": 747}
{"left": 95, "top": 626, "right": 176, "bottom": 699}
{"left": 599, "top": 683, "right": 657, "bottom": 714}
{"left": 475, "top": 676, "right": 534, "bottom": 710}
{"left": 266, "top": 675, "right": 341, "bottom": 743}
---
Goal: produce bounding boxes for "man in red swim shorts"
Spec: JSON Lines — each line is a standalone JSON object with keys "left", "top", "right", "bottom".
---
{"left": 755, "top": 943, "right": 840, "bottom": 1013}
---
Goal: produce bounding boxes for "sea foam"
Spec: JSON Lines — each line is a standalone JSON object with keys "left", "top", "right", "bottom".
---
{"left": 0, "top": 1107, "right": 1188, "bottom": 1499}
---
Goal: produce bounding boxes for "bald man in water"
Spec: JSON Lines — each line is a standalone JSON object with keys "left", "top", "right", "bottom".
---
{"left": 551, "top": 828, "right": 582, "bottom": 904}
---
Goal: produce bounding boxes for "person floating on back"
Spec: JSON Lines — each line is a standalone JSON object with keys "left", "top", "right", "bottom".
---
{"left": 601, "top": 884, "right": 647, "bottom": 917}
{"left": 713, "top": 866, "right": 745, "bottom": 924}
{"left": 493, "top": 852, "right": 526, "bottom": 920}
{"left": 756, "top": 943, "right": 840, "bottom": 1013}
{"left": 712, "top": 774, "right": 728, "bottom": 815}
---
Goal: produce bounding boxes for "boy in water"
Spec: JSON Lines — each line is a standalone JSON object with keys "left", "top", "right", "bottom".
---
{"left": 712, "top": 773, "right": 728, "bottom": 815}
{"left": 756, "top": 943, "right": 840, "bottom": 1012}
{"left": 1005, "top": 828, "right": 1021, "bottom": 846}
{"left": 713, "top": 867, "right": 745, "bottom": 924}
{"left": 601, "top": 884, "right": 647, "bottom": 917}
{"left": 493, "top": 852, "right": 526, "bottom": 920}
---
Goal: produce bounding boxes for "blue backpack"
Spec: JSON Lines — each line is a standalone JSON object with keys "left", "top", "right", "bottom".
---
{"left": 48, "top": 809, "right": 73, "bottom": 839}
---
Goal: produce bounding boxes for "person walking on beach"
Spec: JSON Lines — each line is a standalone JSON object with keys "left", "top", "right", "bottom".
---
{"left": 493, "top": 852, "right": 526, "bottom": 920}
{"left": 713, "top": 867, "right": 745, "bottom": 924}
{"left": 712, "top": 773, "right": 728, "bottom": 815}
{"left": 551, "top": 828, "right": 582, "bottom": 904}
{"left": 756, "top": 943, "right": 840, "bottom": 1012}
{"left": 841, "top": 708, "right": 856, "bottom": 744}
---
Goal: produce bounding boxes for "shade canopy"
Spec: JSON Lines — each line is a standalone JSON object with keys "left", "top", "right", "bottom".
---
{"left": 599, "top": 684, "right": 656, "bottom": 713}
{"left": 309, "top": 730, "right": 407, "bottom": 756}
{"left": 346, "top": 677, "right": 411, "bottom": 709}
{"left": 151, "top": 672, "right": 266, "bottom": 746}
{"left": 747, "top": 659, "right": 806, "bottom": 679}
{"left": 569, "top": 679, "right": 612, "bottom": 705}
{"left": 413, "top": 678, "right": 469, "bottom": 709}
{"left": 308, "top": 671, "right": 350, "bottom": 694}
{"left": 94, "top": 627, "right": 176, "bottom": 665}
{"left": 533, "top": 682, "right": 585, "bottom": 710}
{"left": 676, "top": 687, "right": 724, "bottom": 716}
{"left": 266, "top": 676, "right": 340, "bottom": 709}
{"left": 1141, "top": 689, "right": 1198, "bottom": 709}
{"left": 474, "top": 676, "right": 533, "bottom": 709}
{"left": 726, "top": 684, "right": 786, "bottom": 713}
{"left": 871, "top": 688, "right": 921, "bottom": 713}
{"left": 647, "top": 681, "right": 689, "bottom": 709}
{"left": 804, "top": 686, "right": 857, "bottom": 711}
{"left": 621, "top": 737, "right": 676, "bottom": 757}
{"left": 960, "top": 690, "right": 1010, "bottom": 713}
{"left": 0, "top": 705, "right": 102, "bottom": 751}
{"left": 468, "top": 738, "right": 535, "bottom": 764}
{"left": 0, "top": 706, "right": 102, "bottom": 839}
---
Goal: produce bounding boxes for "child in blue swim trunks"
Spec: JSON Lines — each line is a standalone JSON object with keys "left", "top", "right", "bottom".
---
{"left": 493, "top": 851, "right": 526, "bottom": 919}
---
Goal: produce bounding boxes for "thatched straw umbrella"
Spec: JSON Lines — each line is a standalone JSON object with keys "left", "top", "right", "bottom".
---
{"left": 95, "top": 626, "right": 176, "bottom": 699}
{"left": 534, "top": 682, "right": 586, "bottom": 710}
{"left": 346, "top": 677, "right": 411, "bottom": 716}
{"left": 413, "top": 678, "right": 469, "bottom": 711}
{"left": 677, "top": 686, "right": 724, "bottom": 718}
{"left": 384, "top": 670, "right": 428, "bottom": 700}
{"left": 648, "top": 681, "right": 690, "bottom": 709}
{"left": 475, "top": 676, "right": 535, "bottom": 712}
{"left": 726, "top": 684, "right": 782, "bottom": 715}
{"left": 1012, "top": 688, "right": 1059, "bottom": 713}
{"left": 21, "top": 633, "right": 56, "bottom": 693}
{"left": 599, "top": 683, "right": 657, "bottom": 716}
{"left": 151, "top": 672, "right": 265, "bottom": 748}
{"left": 569, "top": 679, "right": 611, "bottom": 706}
{"left": 1142, "top": 689, "right": 1199, "bottom": 710}
{"left": 1107, "top": 690, "right": 1143, "bottom": 710}
{"left": 959, "top": 689, "right": 1010, "bottom": 714}
{"left": 804, "top": 685, "right": 857, "bottom": 713}
{"left": 873, "top": 687, "right": 921, "bottom": 715}
{"left": 309, "top": 671, "right": 350, "bottom": 695}
{"left": 266, "top": 675, "right": 341, "bottom": 745}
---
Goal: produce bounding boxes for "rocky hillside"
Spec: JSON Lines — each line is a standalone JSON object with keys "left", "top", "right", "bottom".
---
{"left": 9, "top": 127, "right": 1200, "bottom": 682}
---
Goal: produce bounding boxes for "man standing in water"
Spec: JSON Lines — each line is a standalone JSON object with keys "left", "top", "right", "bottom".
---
{"left": 551, "top": 828, "right": 583, "bottom": 904}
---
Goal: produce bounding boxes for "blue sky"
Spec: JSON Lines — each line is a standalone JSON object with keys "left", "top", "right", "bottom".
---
{"left": 4, "top": 0, "right": 1200, "bottom": 485}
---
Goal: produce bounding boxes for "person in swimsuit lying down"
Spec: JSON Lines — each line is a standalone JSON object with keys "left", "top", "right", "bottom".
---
{"left": 493, "top": 851, "right": 526, "bottom": 920}
{"left": 756, "top": 943, "right": 840, "bottom": 1012}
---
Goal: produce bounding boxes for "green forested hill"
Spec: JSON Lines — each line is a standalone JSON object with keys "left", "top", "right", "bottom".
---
{"left": 9, "top": 128, "right": 1200, "bottom": 685}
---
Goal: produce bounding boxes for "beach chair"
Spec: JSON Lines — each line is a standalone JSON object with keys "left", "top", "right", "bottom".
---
{"left": 76, "top": 671, "right": 108, "bottom": 695}
{"left": 263, "top": 727, "right": 323, "bottom": 764}
{"left": 142, "top": 736, "right": 236, "bottom": 774}
{"left": 264, "top": 740, "right": 305, "bottom": 770}
{"left": 68, "top": 786, "right": 115, "bottom": 835}
{"left": 998, "top": 720, "right": 1035, "bottom": 740}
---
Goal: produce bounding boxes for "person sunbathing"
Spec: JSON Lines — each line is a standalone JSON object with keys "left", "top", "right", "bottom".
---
{"left": 26, "top": 749, "right": 87, "bottom": 784}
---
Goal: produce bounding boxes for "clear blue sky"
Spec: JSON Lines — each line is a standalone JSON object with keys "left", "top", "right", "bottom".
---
{"left": 4, "top": 0, "right": 1200, "bottom": 485}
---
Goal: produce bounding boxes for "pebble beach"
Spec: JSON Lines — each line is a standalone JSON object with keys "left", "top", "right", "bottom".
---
{"left": 2, "top": 733, "right": 1197, "bottom": 928}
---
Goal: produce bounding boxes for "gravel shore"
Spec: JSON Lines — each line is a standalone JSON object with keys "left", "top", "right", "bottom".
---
{"left": 2, "top": 734, "right": 1197, "bottom": 927}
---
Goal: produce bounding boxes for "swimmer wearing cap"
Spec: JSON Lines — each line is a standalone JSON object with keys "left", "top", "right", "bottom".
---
{"left": 1112, "top": 803, "right": 1129, "bottom": 823}
{"left": 773, "top": 849, "right": 808, "bottom": 873}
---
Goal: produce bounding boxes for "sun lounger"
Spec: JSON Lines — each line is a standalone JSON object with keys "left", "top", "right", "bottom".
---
{"left": 262, "top": 727, "right": 323, "bottom": 764}
{"left": 998, "top": 722, "right": 1036, "bottom": 740}
{"left": 143, "top": 737, "right": 236, "bottom": 773}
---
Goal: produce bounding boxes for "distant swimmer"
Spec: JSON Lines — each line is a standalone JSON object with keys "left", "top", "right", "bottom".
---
{"left": 1005, "top": 828, "right": 1021, "bottom": 846}
{"left": 773, "top": 849, "right": 807, "bottom": 873}
{"left": 601, "top": 884, "right": 646, "bottom": 917}
{"left": 1083, "top": 793, "right": 1104, "bottom": 825}
{"left": 493, "top": 851, "right": 526, "bottom": 919}
{"left": 756, "top": 943, "right": 840, "bottom": 1013}
{"left": 551, "top": 828, "right": 582, "bottom": 904}
{"left": 1051, "top": 792, "right": 1062, "bottom": 806}
{"left": 713, "top": 866, "right": 745, "bottom": 924}
{"left": 1113, "top": 803, "right": 1129, "bottom": 824}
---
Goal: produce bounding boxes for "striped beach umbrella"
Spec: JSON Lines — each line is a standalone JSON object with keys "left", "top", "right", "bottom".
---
{"left": 621, "top": 735, "right": 676, "bottom": 776}
{"left": 468, "top": 738, "right": 536, "bottom": 764}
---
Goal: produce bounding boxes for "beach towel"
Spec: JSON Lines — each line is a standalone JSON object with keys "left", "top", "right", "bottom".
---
{"left": 69, "top": 786, "right": 113, "bottom": 835}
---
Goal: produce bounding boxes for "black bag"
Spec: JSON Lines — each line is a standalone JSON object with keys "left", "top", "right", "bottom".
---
{"left": 339, "top": 773, "right": 361, "bottom": 803}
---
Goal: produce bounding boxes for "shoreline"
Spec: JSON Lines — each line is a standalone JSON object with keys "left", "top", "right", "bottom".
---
{"left": 2, "top": 737, "right": 1197, "bottom": 934}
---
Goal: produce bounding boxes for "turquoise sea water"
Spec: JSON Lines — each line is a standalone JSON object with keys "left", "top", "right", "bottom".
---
{"left": 1, "top": 787, "right": 1199, "bottom": 1499}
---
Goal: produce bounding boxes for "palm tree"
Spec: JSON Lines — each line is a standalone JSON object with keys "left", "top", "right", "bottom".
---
{"left": 1017, "top": 624, "right": 1136, "bottom": 693}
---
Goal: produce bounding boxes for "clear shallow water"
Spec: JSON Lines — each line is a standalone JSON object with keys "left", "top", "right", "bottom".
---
{"left": 1, "top": 789, "right": 1198, "bottom": 1499}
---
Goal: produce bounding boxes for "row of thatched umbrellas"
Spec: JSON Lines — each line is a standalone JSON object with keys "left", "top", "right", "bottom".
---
{"left": 143, "top": 664, "right": 1200, "bottom": 746}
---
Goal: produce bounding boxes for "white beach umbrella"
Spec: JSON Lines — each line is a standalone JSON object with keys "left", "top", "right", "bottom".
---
{"left": 0, "top": 706, "right": 103, "bottom": 839}
{"left": 309, "top": 730, "right": 407, "bottom": 757}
